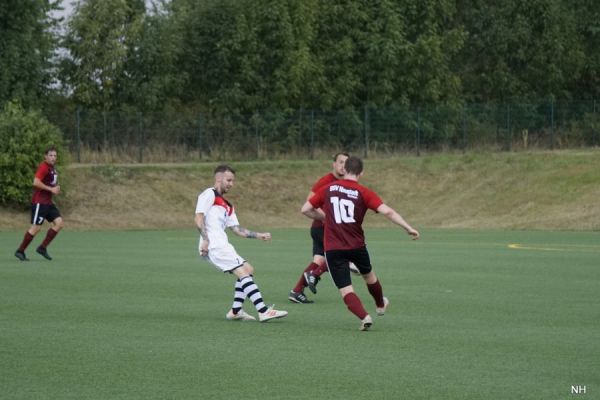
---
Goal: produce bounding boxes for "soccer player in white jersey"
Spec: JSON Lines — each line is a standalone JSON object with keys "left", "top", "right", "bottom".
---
{"left": 195, "top": 165, "right": 288, "bottom": 322}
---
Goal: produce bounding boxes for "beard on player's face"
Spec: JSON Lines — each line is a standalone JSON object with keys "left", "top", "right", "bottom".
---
{"left": 219, "top": 180, "right": 233, "bottom": 193}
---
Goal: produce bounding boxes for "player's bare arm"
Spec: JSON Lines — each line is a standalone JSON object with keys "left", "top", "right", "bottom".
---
{"left": 306, "top": 192, "right": 329, "bottom": 218}
{"left": 33, "top": 177, "right": 60, "bottom": 195}
{"left": 301, "top": 201, "right": 326, "bottom": 221}
{"left": 376, "top": 204, "right": 420, "bottom": 240}
{"left": 230, "top": 225, "right": 271, "bottom": 241}
{"left": 195, "top": 213, "right": 210, "bottom": 254}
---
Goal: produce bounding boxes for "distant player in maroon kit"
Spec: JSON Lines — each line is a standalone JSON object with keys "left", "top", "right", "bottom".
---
{"left": 288, "top": 152, "right": 348, "bottom": 304}
{"left": 301, "top": 156, "right": 419, "bottom": 330}
{"left": 14, "top": 146, "right": 65, "bottom": 261}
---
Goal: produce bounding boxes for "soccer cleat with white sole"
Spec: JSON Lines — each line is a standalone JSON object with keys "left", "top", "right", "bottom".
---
{"left": 303, "top": 271, "right": 320, "bottom": 294}
{"left": 376, "top": 297, "right": 389, "bottom": 316}
{"left": 259, "top": 305, "right": 288, "bottom": 322}
{"left": 226, "top": 309, "right": 256, "bottom": 321}
{"left": 360, "top": 315, "right": 373, "bottom": 331}
{"left": 349, "top": 262, "right": 360, "bottom": 275}
{"left": 288, "top": 290, "right": 314, "bottom": 304}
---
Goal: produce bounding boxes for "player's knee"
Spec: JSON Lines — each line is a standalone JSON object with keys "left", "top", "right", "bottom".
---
{"left": 53, "top": 218, "right": 64, "bottom": 230}
{"left": 339, "top": 285, "right": 355, "bottom": 297}
{"left": 240, "top": 262, "right": 254, "bottom": 276}
{"left": 362, "top": 271, "right": 377, "bottom": 284}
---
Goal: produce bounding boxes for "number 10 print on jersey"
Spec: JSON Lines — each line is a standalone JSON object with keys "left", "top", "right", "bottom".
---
{"left": 330, "top": 196, "right": 356, "bottom": 223}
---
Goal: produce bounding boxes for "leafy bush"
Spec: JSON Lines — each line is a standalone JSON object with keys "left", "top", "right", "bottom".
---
{"left": 0, "top": 101, "right": 66, "bottom": 208}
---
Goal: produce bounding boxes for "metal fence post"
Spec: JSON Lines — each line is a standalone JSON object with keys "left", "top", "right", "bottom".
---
{"left": 255, "top": 110, "right": 260, "bottom": 159}
{"left": 461, "top": 106, "right": 467, "bottom": 153}
{"left": 363, "top": 105, "right": 369, "bottom": 158}
{"left": 198, "top": 115, "right": 203, "bottom": 160}
{"left": 310, "top": 110, "right": 315, "bottom": 160}
{"left": 417, "top": 107, "right": 422, "bottom": 156}
{"left": 594, "top": 99, "right": 598, "bottom": 147}
{"left": 550, "top": 99, "right": 555, "bottom": 150}
{"left": 76, "top": 108, "right": 81, "bottom": 163}
{"left": 138, "top": 112, "right": 144, "bottom": 163}
{"left": 103, "top": 111, "right": 108, "bottom": 150}
{"left": 506, "top": 103, "right": 511, "bottom": 151}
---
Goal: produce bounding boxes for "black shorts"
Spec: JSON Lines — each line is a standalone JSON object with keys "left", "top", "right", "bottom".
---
{"left": 325, "top": 247, "right": 372, "bottom": 289}
{"left": 310, "top": 226, "right": 325, "bottom": 256}
{"left": 31, "top": 203, "right": 61, "bottom": 225}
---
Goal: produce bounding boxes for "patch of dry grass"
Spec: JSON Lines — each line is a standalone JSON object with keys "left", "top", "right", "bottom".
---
{"left": 2, "top": 150, "right": 599, "bottom": 231}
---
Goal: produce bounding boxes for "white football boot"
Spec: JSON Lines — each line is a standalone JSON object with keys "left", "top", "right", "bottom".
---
{"left": 259, "top": 305, "right": 288, "bottom": 322}
{"left": 226, "top": 309, "right": 256, "bottom": 321}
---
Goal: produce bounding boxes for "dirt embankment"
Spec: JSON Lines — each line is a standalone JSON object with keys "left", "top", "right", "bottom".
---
{"left": 2, "top": 151, "right": 599, "bottom": 231}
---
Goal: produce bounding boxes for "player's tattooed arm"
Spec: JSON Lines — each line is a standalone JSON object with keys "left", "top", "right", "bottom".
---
{"left": 230, "top": 225, "right": 271, "bottom": 241}
{"left": 195, "top": 214, "right": 209, "bottom": 240}
{"left": 195, "top": 213, "right": 210, "bottom": 255}
{"left": 199, "top": 224, "right": 209, "bottom": 242}
{"left": 230, "top": 225, "right": 257, "bottom": 238}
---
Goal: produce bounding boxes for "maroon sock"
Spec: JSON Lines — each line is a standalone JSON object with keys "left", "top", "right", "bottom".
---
{"left": 343, "top": 292, "right": 368, "bottom": 320}
{"left": 41, "top": 228, "right": 59, "bottom": 248}
{"left": 292, "top": 262, "right": 319, "bottom": 293}
{"left": 367, "top": 280, "right": 385, "bottom": 308}
{"left": 313, "top": 262, "right": 328, "bottom": 277}
{"left": 18, "top": 232, "right": 35, "bottom": 252}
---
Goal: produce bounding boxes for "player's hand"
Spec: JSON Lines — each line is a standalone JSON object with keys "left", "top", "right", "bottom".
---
{"left": 407, "top": 228, "right": 420, "bottom": 240}
{"left": 51, "top": 185, "right": 61, "bottom": 195}
{"left": 200, "top": 242, "right": 209, "bottom": 256}
{"left": 257, "top": 232, "right": 271, "bottom": 241}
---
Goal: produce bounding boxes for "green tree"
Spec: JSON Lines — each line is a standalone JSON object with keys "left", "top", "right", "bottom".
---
{"left": 173, "top": 0, "right": 319, "bottom": 113}
{"left": 0, "top": 0, "right": 60, "bottom": 108}
{"left": 309, "top": 0, "right": 370, "bottom": 109}
{"left": 247, "top": 0, "right": 320, "bottom": 111}
{"left": 397, "top": 0, "right": 465, "bottom": 104}
{"left": 309, "top": 0, "right": 464, "bottom": 108}
{"left": 457, "top": 0, "right": 585, "bottom": 101}
{"left": 122, "top": 3, "right": 186, "bottom": 111}
{"left": 0, "top": 101, "right": 65, "bottom": 207}
{"left": 571, "top": 0, "right": 600, "bottom": 99}
{"left": 172, "top": 0, "right": 243, "bottom": 109}
{"left": 61, "top": 0, "right": 145, "bottom": 111}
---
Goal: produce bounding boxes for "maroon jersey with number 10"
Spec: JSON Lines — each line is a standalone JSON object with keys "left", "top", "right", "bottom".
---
{"left": 309, "top": 179, "right": 383, "bottom": 251}
{"left": 31, "top": 161, "right": 58, "bottom": 204}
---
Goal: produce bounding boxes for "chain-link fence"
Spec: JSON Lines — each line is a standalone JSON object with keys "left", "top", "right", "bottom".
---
{"left": 47, "top": 100, "right": 599, "bottom": 163}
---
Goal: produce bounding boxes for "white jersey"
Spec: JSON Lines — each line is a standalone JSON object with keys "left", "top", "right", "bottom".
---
{"left": 195, "top": 188, "right": 240, "bottom": 250}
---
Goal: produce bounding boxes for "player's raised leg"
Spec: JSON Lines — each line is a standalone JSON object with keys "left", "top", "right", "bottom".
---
{"left": 15, "top": 214, "right": 43, "bottom": 261}
{"left": 363, "top": 271, "right": 389, "bottom": 315}
{"left": 289, "top": 261, "right": 318, "bottom": 303}
{"left": 36, "top": 215, "right": 64, "bottom": 260}
{"left": 234, "top": 263, "right": 287, "bottom": 322}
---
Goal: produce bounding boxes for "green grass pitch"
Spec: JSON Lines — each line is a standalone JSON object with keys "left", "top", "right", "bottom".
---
{"left": 1, "top": 228, "right": 599, "bottom": 399}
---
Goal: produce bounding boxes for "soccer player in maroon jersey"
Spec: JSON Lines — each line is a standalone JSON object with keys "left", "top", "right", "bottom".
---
{"left": 288, "top": 152, "right": 348, "bottom": 304}
{"left": 14, "top": 146, "right": 65, "bottom": 261}
{"left": 301, "top": 156, "right": 419, "bottom": 330}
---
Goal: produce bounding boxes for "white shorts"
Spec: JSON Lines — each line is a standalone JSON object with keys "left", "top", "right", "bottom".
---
{"left": 199, "top": 241, "right": 246, "bottom": 273}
